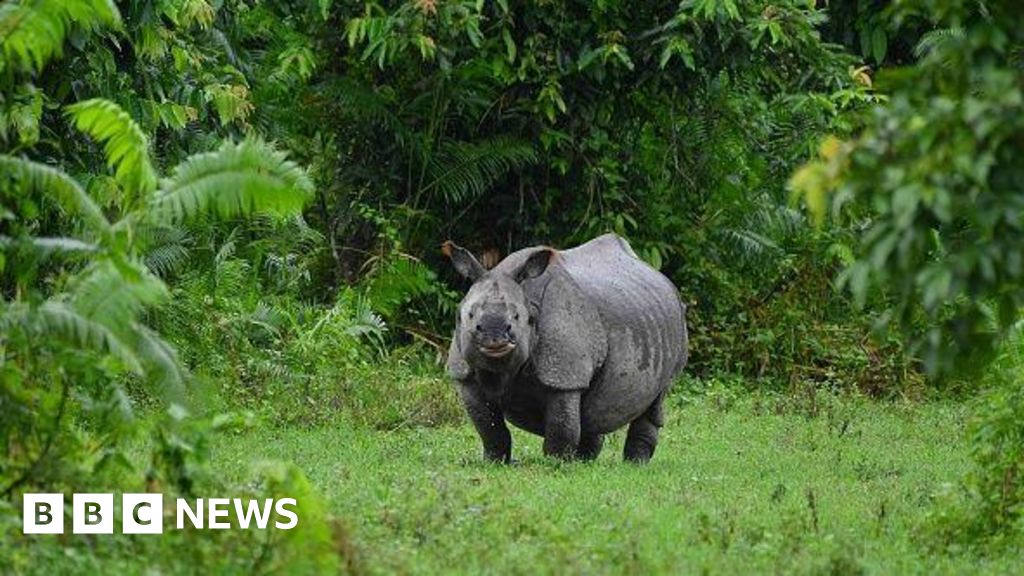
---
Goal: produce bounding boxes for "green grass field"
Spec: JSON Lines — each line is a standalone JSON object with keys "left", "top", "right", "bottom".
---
{"left": 203, "top": 391, "right": 1014, "bottom": 575}
{"left": 7, "top": 389, "right": 1022, "bottom": 575}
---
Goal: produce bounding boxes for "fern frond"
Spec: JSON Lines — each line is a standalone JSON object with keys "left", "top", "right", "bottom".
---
{"left": 66, "top": 98, "right": 157, "bottom": 201}
{"left": 721, "top": 228, "right": 779, "bottom": 259}
{"left": 139, "top": 225, "right": 192, "bottom": 277}
{"left": 913, "top": 27, "right": 965, "bottom": 60}
{"left": 147, "top": 138, "right": 314, "bottom": 225}
{"left": 423, "top": 137, "right": 536, "bottom": 204}
{"left": 144, "top": 240, "right": 191, "bottom": 278}
{"left": 0, "top": 154, "right": 112, "bottom": 237}
{"left": 1, "top": 300, "right": 143, "bottom": 374}
{"left": 361, "top": 256, "right": 434, "bottom": 317}
{"left": 0, "top": 0, "right": 120, "bottom": 73}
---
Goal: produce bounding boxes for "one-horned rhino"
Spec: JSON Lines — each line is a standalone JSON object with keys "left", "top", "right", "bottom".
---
{"left": 444, "top": 233, "right": 688, "bottom": 463}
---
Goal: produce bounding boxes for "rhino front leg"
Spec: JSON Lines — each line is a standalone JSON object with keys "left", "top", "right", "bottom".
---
{"left": 543, "top": 390, "right": 582, "bottom": 459}
{"left": 458, "top": 383, "right": 511, "bottom": 463}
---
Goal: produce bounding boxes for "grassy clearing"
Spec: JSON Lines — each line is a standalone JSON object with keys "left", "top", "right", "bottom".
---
{"left": 204, "top": 391, "right": 1013, "bottom": 575}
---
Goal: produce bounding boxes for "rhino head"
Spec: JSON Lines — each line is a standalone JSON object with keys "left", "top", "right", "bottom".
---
{"left": 442, "top": 241, "right": 554, "bottom": 376}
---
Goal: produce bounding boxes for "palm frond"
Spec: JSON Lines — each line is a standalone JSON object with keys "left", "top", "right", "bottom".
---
{"left": 422, "top": 137, "right": 536, "bottom": 204}
{"left": 1, "top": 300, "right": 143, "bottom": 374}
{"left": 0, "top": 0, "right": 120, "bottom": 73}
{"left": 70, "top": 260, "right": 169, "bottom": 333}
{"left": 0, "top": 154, "right": 112, "bottom": 237}
{"left": 66, "top": 98, "right": 158, "bottom": 201}
{"left": 348, "top": 296, "right": 387, "bottom": 338}
{"left": 147, "top": 138, "right": 314, "bottom": 225}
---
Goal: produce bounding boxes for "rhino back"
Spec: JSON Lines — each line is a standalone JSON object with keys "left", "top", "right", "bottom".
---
{"left": 561, "top": 234, "right": 687, "bottom": 430}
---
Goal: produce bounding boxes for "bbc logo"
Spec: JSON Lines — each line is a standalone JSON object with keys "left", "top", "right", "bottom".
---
{"left": 23, "top": 493, "right": 163, "bottom": 535}
{"left": 23, "top": 493, "right": 298, "bottom": 534}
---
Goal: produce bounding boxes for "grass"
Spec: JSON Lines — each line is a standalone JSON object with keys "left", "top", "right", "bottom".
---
{"left": 6, "top": 385, "right": 1022, "bottom": 575}
{"left": 203, "top": 389, "right": 1014, "bottom": 575}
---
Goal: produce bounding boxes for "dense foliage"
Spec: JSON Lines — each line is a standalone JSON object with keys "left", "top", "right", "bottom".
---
{"left": 794, "top": 0, "right": 1024, "bottom": 376}
{"left": 293, "top": 0, "right": 899, "bottom": 389}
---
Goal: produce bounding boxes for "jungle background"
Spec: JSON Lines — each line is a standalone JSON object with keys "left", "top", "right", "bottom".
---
{"left": 2, "top": 0, "right": 1024, "bottom": 573}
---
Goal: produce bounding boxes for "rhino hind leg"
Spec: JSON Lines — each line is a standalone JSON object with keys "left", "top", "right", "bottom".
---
{"left": 623, "top": 391, "right": 666, "bottom": 463}
{"left": 577, "top": 433, "right": 604, "bottom": 461}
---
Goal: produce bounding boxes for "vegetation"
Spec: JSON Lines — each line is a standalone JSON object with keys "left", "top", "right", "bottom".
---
{"left": 2, "top": 0, "right": 1023, "bottom": 572}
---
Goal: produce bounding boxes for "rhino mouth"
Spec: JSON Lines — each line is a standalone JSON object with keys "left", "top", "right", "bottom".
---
{"left": 479, "top": 343, "right": 516, "bottom": 358}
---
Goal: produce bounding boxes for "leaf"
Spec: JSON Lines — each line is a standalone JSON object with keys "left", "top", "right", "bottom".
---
{"left": 66, "top": 98, "right": 158, "bottom": 201}
{"left": 0, "top": 0, "right": 121, "bottom": 73}
{"left": 0, "top": 155, "right": 112, "bottom": 239}
{"left": 0, "top": 235, "right": 97, "bottom": 257}
{"left": 148, "top": 138, "right": 314, "bottom": 225}
{"left": 871, "top": 27, "right": 887, "bottom": 64}
{"left": 1, "top": 301, "right": 143, "bottom": 374}
{"left": 71, "top": 259, "right": 169, "bottom": 332}
{"left": 788, "top": 162, "right": 828, "bottom": 226}
{"left": 421, "top": 137, "right": 537, "bottom": 204}
{"left": 502, "top": 28, "right": 516, "bottom": 62}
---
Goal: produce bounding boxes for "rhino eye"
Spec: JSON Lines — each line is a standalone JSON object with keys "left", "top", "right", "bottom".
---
{"left": 514, "top": 313, "right": 520, "bottom": 321}
{"left": 468, "top": 312, "right": 474, "bottom": 319}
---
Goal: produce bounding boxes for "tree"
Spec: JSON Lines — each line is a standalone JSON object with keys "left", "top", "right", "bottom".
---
{"left": 792, "top": 0, "right": 1024, "bottom": 376}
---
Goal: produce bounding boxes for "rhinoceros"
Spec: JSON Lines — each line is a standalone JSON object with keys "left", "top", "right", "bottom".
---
{"left": 444, "top": 233, "right": 688, "bottom": 463}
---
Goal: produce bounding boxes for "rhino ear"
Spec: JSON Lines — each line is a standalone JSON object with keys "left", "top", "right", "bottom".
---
{"left": 531, "top": 268, "right": 607, "bottom": 391}
{"left": 515, "top": 248, "right": 556, "bottom": 283}
{"left": 442, "top": 241, "right": 485, "bottom": 281}
{"left": 446, "top": 323, "right": 472, "bottom": 380}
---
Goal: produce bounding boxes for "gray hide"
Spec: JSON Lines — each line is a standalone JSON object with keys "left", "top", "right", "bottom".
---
{"left": 446, "top": 233, "right": 688, "bottom": 462}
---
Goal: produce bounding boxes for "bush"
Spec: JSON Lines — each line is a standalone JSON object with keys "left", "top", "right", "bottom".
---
{"left": 927, "top": 331, "right": 1024, "bottom": 549}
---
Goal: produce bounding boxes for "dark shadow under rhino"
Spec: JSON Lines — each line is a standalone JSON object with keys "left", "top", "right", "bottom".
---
{"left": 444, "top": 233, "right": 688, "bottom": 463}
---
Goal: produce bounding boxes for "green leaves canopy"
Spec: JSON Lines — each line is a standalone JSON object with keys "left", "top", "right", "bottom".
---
{"left": 792, "top": 0, "right": 1024, "bottom": 375}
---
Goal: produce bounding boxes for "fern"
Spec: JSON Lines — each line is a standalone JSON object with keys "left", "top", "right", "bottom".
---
{"left": 361, "top": 256, "right": 434, "bottom": 317}
{"left": 0, "top": 0, "right": 120, "bottom": 73}
{"left": 0, "top": 154, "right": 112, "bottom": 238}
{"left": 721, "top": 228, "right": 780, "bottom": 261}
{"left": 66, "top": 98, "right": 158, "bottom": 201}
{"left": 913, "top": 27, "right": 965, "bottom": 60}
{"left": 422, "top": 137, "right": 537, "bottom": 204}
{"left": 148, "top": 138, "right": 314, "bottom": 224}
{"left": 141, "top": 226, "right": 192, "bottom": 278}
